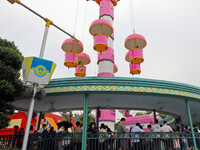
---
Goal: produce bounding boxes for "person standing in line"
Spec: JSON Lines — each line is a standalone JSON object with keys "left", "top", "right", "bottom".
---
{"left": 99, "top": 125, "right": 109, "bottom": 150}
{"left": 74, "top": 121, "right": 82, "bottom": 150}
{"left": 38, "top": 124, "right": 47, "bottom": 133}
{"left": 160, "top": 121, "right": 173, "bottom": 132}
{"left": 100, "top": 123, "right": 105, "bottom": 130}
{"left": 131, "top": 123, "right": 144, "bottom": 150}
{"left": 87, "top": 122, "right": 98, "bottom": 150}
{"left": 117, "top": 118, "right": 127, "bottom": 150}
{"left": 29, "top": 125, "right": 34, "bottom": 134}
{"left": 16, "top": 128, "right": 25, "bottom": 149}
{"left": 151, "top": 119, "right": 161, "bottom": 150}
{"left": 151, "top": 119, "right": 161, "bottom": 132}
{"left": 160, "top": 121, "right": 173, "bottom": 150}
{"left": 147, "top": 124, "right": 151, "bottom": 132}
{"left": 48, "top": 127, "right": 56, "bottom": 150}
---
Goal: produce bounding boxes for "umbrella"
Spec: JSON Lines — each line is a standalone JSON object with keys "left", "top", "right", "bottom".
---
{"left": 57, "top": 121, "right": 72, "bottom": 130}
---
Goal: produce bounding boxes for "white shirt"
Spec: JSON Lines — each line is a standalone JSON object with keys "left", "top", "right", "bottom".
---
{"left": 38, "top": 128, "right": 44, "bottom": 133}
{"left": 160, "top": 125, "right": 172, "bottom": 132}
{"left": 151, "top": 124, "right": 161, "bottom": 132}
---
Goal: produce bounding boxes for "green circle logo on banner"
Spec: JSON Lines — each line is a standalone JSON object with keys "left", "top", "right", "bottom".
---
{"left": 33, "top": 65, "right": 49, "bottom": 77}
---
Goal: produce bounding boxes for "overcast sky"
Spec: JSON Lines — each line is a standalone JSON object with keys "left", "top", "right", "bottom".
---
{"left": 1, "top": 0, "right": 200, "bottom": 87}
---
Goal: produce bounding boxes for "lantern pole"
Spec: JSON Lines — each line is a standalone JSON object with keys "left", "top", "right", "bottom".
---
{"left": 39, "top": 18, "right": 52, "bottom": 58}
{"left": 22, "top": 83, "right": 37, "bottom": 150}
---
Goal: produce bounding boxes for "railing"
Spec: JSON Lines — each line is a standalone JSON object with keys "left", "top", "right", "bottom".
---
{"left": 1, "top": 132, "right": 200, "bottom": 150}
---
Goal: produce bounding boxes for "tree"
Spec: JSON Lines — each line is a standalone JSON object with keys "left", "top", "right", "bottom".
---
{"left": 0, "top": 38, "right": 24, "bottom": 129}
{"left": 135, "top": 111, "right": 168, "bottom": 119}
{"left": 78, "top": 110, "right": 95, "bottom": 127}
{"left": 60, "top": 110, "right": 73, "bottom": 122}
{"left": 61, "top": 110, "right": 95, "bottom": 128}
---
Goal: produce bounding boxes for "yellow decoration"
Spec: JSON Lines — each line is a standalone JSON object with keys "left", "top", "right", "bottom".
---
{"left": 93, "top": 43, "right": 108, "bottom": 53}
{"left": 45, "top": 18, "right": 53, "bottom": 27}
{"left": 130, "top": 57, "right": 144, "bottom": 64}
{"left": 64, "top": 61, "right": 77, "bottom": 68}
{"left": 130, "top": 69, "right": 141, "bottom": 75}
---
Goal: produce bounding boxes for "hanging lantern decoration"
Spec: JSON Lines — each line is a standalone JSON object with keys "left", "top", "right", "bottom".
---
{"left": 129, "top": 49, "right": 144, "bottom": 64}
{"left": 75, "top": 53, "right": 90, "bottom": 77}
{"left": 61, "top": 38, "right": 83, "bottom": 54}
{"left": 125, "top": 34, "right": 147, "bottom": 50}
{"left": 130, "top": 63, "right": 141, "bottom": 75}
{"left": 113, "top": 64, "right": 118, "bottom": 73}
{"left": 75, "top": 65, "right": 86, "bottom": 77}
{"left": 89, "top": 19, "right": 113, "bottom": 53}
{"left": 124, "top": 34, "right": 147, "bottom": 75}
{"left": 64, "top": 53, "right": 78, "bottom": 68}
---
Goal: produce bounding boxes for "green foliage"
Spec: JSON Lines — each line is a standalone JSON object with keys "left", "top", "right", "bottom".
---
{"left": 78, "top": 110, "right": 95, "bottom": 127}
{"left": 0, "top": 38, "right": 24, "bottom": 129}
{"left": 135, "top": 112, "right": 145, "bottom": 116}
{"left": 61, "top": 110, "right": 95, "bottom": 128}
{"left": 61, "top": 111, "right": 73, "bottom": 122}
{"left": 135, "top": 111, "right": 152, "bottom": 116}
{"left": 0, "top": 146, "right": 20, "bottom": 150}
{"left": 157, "top": 113, "right": 167, "bottom": 119}
{"left": 135, "top": 111, "right": 167, "bottom": 119}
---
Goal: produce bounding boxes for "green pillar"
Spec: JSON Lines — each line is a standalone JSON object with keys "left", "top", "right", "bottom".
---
{"left": 96, "top": 107, "right": 100, "bottom": 129}
{"left": 179, "top": 116, "right": 182, "bottom": 127}
{"left": 153, "top": 109, "right": 156, "bottom": 123}
{"left": 185, "top": 100, "right": 197, "bottom": 150}
{"left": 37, "top": 112, "right": 43, "bottom": 130}
{"left": 82, "top": 94, "right": 89, "bottom": 150}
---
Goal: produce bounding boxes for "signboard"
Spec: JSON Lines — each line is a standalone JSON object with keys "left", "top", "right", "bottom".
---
{"left": 22, "top": 57, "right": 56, "bottom": 88}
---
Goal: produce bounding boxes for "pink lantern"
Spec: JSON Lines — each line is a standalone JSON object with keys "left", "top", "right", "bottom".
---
{"left": 125, "top": 34, "right": 147, "bottom": 50}
{"left": 75, "top": 65, "right": 86, "bottom": 77}
{"left": 129, "top": 49, "right": 144, "bottom": 64}
{"left": 61, "top": 38, "right": 83, "bottom": 54}
{"left": 113, "top": 64, "right": 118, "bottom": 73}
{"left": 64, "top": 53, "right": 77, "bottom": 68}
{"left": 89, "top": 19, "right": 113, "bottom": 37}
{"left": 77, "top": 53, "right": 91, "bottom": 65}
{"left": 94, "top": 34, "right": 108, "bottom": 53}
{"left": 89, "top": 19, "right": 113, "bottom": 53}
{"left": 130, "top": 63, "right": 141, "bottom": 75}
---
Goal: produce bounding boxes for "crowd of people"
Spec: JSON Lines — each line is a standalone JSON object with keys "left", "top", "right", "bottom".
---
{"left": 2, "top": 118, "right": 200, "bottom": 150}
{"left": 116, "top": 118, "right": 200, "bottom": 150}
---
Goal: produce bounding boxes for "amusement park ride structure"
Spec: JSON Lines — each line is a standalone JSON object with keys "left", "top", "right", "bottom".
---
{"left": 6, "top": 0, "right": 200, "bottom": 150}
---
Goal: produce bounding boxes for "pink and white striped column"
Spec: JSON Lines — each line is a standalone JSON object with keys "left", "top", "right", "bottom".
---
{"left": 97, "top": 0, "right": 116, "bottom": 77}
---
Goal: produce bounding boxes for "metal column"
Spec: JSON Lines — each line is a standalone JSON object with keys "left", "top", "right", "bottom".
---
{"left": 37, "top": 112, "right": 43, "bottom": 130}
{"left": 153, "top": 109, "right": 156, "bottom": 122}
{"left": 22, "top": 19, "right": 52, "bottom": 150}
{"left": 81, "top": 94, "right": 89, "bottom": 150}
{"left": 22, "top": 84, "right": 37, "bottom": 150}
{"left": 185, "top": 100, "right": 197, "bottom": 150}
{"left": 96, "top": 107, "right": 100, "bottom": 129}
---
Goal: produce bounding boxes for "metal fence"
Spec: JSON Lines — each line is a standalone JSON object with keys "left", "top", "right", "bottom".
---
{"left": 1, "top": 132, "right": 200, "bottom": 150}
